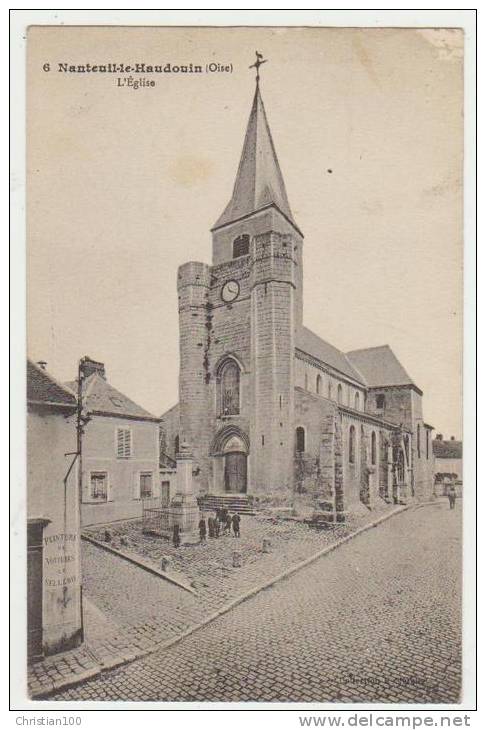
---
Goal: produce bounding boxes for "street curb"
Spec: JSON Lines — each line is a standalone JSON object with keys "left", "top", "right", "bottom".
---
{"left": 81, "top": 534, "right": 197, "bottom": 595}
{"left": 33, "top": 503, "right": 413, "bottom": 699}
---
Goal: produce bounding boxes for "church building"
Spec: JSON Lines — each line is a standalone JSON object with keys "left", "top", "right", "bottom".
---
{"left": 160, "top": 73, "right": 435, "bottom": 519}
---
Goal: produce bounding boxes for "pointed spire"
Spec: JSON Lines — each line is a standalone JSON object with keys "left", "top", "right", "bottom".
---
{"left": 212, "top": 82, "right": 300, "bottom": 233}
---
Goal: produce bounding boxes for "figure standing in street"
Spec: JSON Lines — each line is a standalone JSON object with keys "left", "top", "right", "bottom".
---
{"left": 208, "top": 515, "right": 214, "bottom": 538}
{"left": 232, "top": 512, "right": 241, "bottom": 538}
{"left": 199, "top": 516, "right": 207, "bottom": 543}
{"left": 172, "top": 523, "right": 181, "bottom": 548}
{"left": 225, "top": 512, "right": 232, "bottom": 535}
{"left": 214, "top": 513, "right": 220, "bottom": 538}
{"left": 220, "top": 507, "right": 228, "bottom": 527}
{"left": 448, "top": 484, "right": 457, "bottom": 510}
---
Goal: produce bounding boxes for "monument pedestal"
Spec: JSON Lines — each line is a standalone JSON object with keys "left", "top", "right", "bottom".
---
{"left": 169, "top": 441, "right": 200, "bottom": 545}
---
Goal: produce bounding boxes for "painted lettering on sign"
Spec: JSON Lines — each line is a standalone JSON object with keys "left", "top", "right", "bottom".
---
{"left": 43, "top": 532, "right": 79, "bottom": 589}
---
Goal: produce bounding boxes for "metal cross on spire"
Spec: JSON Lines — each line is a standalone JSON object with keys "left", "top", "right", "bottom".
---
{"left": 249, "top": 51, "right": 267, "bottom": 84}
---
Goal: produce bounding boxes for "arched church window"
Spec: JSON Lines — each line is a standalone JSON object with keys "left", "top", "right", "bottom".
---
{"left": 371, "top": 431, "right": 377, "bottom": 465}
{"left": 233, "top": 234, "right": 250, "bottom": 259}
{"left": 295, "top": 426, "right": 305, "bottom": 453}
{"left": 349, "top": 425, "right": 355, "bottom": 463}
{"left": 328, "top": 381, "right": 332, "bottom": 399}
{"left": 354, "top": 391, "right": 360, "bottom": 410}
{"left": 337, "top": 384, "right": 343, "bottom": 404}
{"left": 174, "top": 434, "right": 179, "bottom": 455}
{"left": 416, "top": 423, "right": 421, "bottom": 458}
{"left": 219, "top": 359, "right": 240, "bottom": 416}
{"left": 316, "top": 374, "right": 322, "bottom": 395}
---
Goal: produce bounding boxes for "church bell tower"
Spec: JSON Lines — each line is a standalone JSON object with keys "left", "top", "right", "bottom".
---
{"left": 178, "top": 55, "right": 304, "bottom": 496}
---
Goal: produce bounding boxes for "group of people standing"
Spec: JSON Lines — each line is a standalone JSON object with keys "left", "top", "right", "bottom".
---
{"left": 199, "top": 508, "right": 240, "bottom": 542}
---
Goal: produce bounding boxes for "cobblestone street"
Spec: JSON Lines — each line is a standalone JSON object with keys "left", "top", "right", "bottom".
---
{"left": 53, "top": 499, "right": 461, "bottom": 703}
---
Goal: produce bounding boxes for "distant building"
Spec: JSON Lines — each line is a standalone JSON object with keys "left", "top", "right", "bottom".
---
{"left": 66, "top": 357, "right": 160, "bottom": 526}
{"left": 433, "top": 435, "right": 463, "bottom": 488}
{"left": 160, "top": 78, "right": 436, "bottom": 517}
{"left": 27, "top": 360, "right": 83, "bottom": 661}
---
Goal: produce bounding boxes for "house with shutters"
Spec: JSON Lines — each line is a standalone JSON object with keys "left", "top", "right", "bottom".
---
{"left": 66, "top": 357, "right": 160, "bottom": 526}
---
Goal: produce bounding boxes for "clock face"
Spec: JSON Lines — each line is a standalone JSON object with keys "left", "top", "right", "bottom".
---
{"left": 221, "top": 279, "right": 240, "bottom": 303}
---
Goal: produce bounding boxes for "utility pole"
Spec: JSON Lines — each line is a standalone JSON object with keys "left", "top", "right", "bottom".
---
{"left": 76, "top": 357, "right": 91, "bottom": 642}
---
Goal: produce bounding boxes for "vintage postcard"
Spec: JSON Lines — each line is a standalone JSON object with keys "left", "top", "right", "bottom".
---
{"left": 12, "top": 13, "right": 475, "bottom": 714}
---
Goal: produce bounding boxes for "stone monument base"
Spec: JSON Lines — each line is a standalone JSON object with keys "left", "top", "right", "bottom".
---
{"left": 169, "top": 493, "right": 200, "bottom": 545}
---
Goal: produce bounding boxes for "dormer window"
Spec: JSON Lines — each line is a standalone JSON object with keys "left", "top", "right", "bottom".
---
{"left": 233, "top": 234, "right": 250, "bottom": 259}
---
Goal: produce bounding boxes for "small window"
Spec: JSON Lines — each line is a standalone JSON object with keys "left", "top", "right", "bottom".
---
{"left": 417, "top": 424, "right": 421, "bottom": 458}
{"left": 90, "top": 471, "right": 108, "bottom": 501}
{"left": 174, "top": 434, "right": 180, "bottom": 455}
{"left": 328, "top": 381, "right": 332, "bottom": 399}
{"left": 349, "top": 426, "right": 355, "bottom": 463}
{"left": 426, "top": 429, "right": 430, "bottom": 460}
{"left": 354, "top": 392, "right": 360, "bottom": 410}
{"left": 116, "top": 427, "right": 132, "bottom": 458}
{"left": 295, "top": 426, "right": 305, "bottom": 453}
{"left": 316, "top": 374, "right": 322, "bottom": 395}
{"left": 337, "top": 384, "right": 343, "bottom": 404}
{"left": 371, "top": 432, "right": 377, "bottom": 465}
{"left": 233, "top": 234, "right": 250, "bottom": 258}
{"left": 376, "top": 394, "right": 385, "bottom": 409}
{"left": 140, "top": 472, "right": 153, "bottom": 500}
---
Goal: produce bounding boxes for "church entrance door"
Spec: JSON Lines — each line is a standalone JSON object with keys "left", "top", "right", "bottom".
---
{"left": 224, "top": 452, "right": 247, "bottom": 494}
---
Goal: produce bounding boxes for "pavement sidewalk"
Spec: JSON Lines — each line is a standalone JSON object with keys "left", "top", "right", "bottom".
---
{"left": 28, "top": 500, "right": 413, "bottom": 698}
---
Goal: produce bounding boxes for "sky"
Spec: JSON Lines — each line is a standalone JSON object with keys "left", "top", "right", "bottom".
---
{"left": 27, "top": 26, "right": 463, "bottom": 437}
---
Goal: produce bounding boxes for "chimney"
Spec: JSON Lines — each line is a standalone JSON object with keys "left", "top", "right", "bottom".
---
{"left": 436, "top": 434, "right": 443, "bottom": 441}
{"left": 37, "top": 360, "right": 47, "bottom": 370}
{"left": 450, "top": 436, "right": 455, "bottom": 441}
{"left": 80, "top": 356, "right": 106, "bottom": 380}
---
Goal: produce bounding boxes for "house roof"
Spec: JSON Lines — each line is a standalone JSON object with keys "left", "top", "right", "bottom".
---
{"left": 433, "top": 439, "right": 462, "bottom": 459}
{"left": 65, "top": 373, "right": 159, "bottom": 422}
{"left": 346, "top": 345, "right": 418, "bottom": 390}
{"left": 213, "top": 83, "right": 300, "bottom": 233}
{"left": 296, "top": 327, "right": 365, "bottom": 385}
{"left": 27, "top": 360, "right": 77, "bottom": 409}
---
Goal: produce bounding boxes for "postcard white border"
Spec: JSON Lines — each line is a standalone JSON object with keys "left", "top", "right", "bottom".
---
{"left": 9, "top": 7, "right": 478, "bottom": 722}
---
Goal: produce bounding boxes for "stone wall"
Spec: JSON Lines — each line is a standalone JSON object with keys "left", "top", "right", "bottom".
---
{"left": 27, "top": 408, "right": 83, "bottom": 656}
{"left": 250, "top": 231, "right": 296, "bottom": 494}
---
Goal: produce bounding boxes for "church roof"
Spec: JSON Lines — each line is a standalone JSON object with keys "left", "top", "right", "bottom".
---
{"left": 64, "top": 373, "right": 159, "bottom": 422}
{"left": 296, "top": 327, "right": 365, "bottom": 385}
{"left": 346, "top": 345, "right": 418, "bottom": 390}
{"left": 213, "top": 83, "right": 300, "bottom": 233}
{"left": 27, "top": 359, "right": 77, "bottom": 409}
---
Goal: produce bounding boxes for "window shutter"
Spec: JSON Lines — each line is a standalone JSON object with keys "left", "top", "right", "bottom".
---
{"left": 116, "top": 427, "right": 132, "bottom": 458}
{"left": 117, "top": 428, "right": 124, "bottom": 458}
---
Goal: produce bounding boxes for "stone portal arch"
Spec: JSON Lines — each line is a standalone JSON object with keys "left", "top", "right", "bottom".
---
{"left": 211, "top": 425, "right": 249, "bottom": 495}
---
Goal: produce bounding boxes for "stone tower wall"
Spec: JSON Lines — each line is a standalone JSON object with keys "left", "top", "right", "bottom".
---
{"left": 177, "top": 261, "right": 212, "bottom": 492}
{"left": 250, "top": 230, "right": 296, "bottom": 494}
